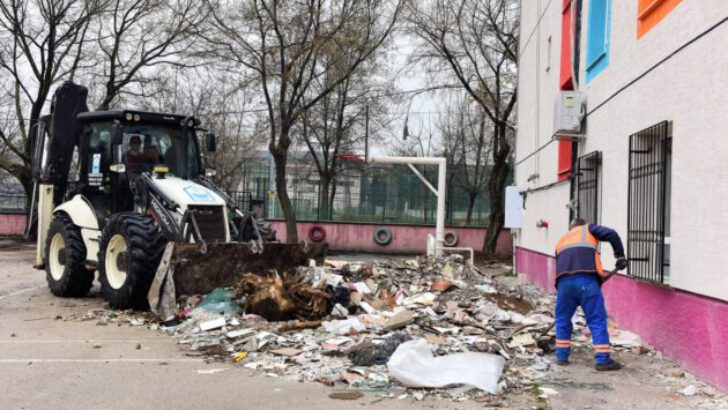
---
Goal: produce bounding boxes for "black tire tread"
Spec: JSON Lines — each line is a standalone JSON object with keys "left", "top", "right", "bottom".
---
{"left": 44, "top": 214, "right": 94, "bottom": 297}
{"left": 98, "top": 213, "right": 165, "bottom": 309}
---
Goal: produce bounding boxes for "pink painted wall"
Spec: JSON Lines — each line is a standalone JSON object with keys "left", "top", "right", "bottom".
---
{"left": 0, "top": 214, "right": 26, "bottom": 236}
{"left": 515, "top": 246, "right": 728, "bottom": 392}
{"left": 270, "top": 221, "right": 512, "bottom": 255}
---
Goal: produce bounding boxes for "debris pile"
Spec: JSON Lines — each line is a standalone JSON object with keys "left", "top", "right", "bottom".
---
{"left": 51, "top": 250, "right": 727, "bottom": 408}
{"left": 142, "top": 254, "right": 565, "bottom": 401}
{"left": 70, "top": 254, "right": 726, "bottom": 404}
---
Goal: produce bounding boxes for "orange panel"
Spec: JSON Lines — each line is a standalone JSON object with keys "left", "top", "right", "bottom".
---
{"left": 637, "top": 0, "right": 683, "bottom": 38}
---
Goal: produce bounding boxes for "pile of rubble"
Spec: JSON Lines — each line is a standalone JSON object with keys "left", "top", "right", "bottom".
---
{"left": 161, "top": 255, "right": 565, "bottom": 400}
{"left": 67, "top": 254, "right": 658, "bottom": 402}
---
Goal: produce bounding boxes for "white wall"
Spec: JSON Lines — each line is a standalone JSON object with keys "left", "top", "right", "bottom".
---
{"left": 515, "top": 1, "right": 728, "bottom": 300}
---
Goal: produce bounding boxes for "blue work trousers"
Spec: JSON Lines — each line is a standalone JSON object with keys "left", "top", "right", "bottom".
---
{"left": 555, "top": 274, "right": 611, "bottom": 364}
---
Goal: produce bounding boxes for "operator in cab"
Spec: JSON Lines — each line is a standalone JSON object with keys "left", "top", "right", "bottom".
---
{"left": 123, "top": 134, "right": 159, "bottom": 177}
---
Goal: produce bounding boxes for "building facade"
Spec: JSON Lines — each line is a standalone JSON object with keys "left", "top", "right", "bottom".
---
{"left": 515, "top": 0, "right": 728, "bottom": 390}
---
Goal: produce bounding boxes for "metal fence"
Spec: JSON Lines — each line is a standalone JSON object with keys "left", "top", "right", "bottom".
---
{"left": 255, "top": 160, "right": 494, "bottom": 226}
{"left": 627, "top": 121, "right": 671, "bottom": 283}
{"left": 0, "top": 194, "right": 26, "bottom": 213}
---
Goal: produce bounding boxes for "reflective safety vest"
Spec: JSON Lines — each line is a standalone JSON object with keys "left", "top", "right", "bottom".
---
{"left": 555, "top": 225, "right": 605, "bottom": 282}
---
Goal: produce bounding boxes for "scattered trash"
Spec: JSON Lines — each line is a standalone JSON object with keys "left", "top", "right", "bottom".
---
{"left": 197, "top": 288, "right": 240, "bottom": 315}
{"left": 270, "top": 348, "right": 303, "bottom": 357}
{"left": 66, "top": 254, "right": 689, "bottom": 404}
{"left": 680, "top": 385, "right": 699, "bottom": 396}
{"left": 611, "top": 329, "right": 642, "bottom": 347}
{"left": 387, "top": 339, "right": 505, "bottom": 394}
{"left": 507, "top": 333, "right": 536, "bottom": 348}
{"left": 348, "top": 333, "right": 411, "bottom": 366}
{"left": 197, "top": 368, "right": 226, "bottom": 375}
{"left": 199, "top": 317, "right": 226, "bottom": 331}
{"left": 323, "top": 318, "right": 366, "bottom": 335}
{"left": 383, "top": 310, "right": 415, "bottom": 331}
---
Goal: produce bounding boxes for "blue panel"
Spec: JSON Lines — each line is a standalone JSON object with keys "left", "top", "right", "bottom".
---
{"left": 586, "top": 0, "right": 611, "bottom": 83}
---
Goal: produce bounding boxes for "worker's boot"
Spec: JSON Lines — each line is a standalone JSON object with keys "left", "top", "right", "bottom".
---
{"left": 595, "top": 359, "right": 622, "bottom": 371}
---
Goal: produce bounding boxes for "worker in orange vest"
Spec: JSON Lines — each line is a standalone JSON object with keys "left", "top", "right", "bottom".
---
{"left": 554, "top": 218, "right": 628, "bottom": 370}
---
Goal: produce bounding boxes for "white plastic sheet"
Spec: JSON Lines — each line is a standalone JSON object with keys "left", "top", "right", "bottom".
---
{"left": 387, "top": 339, "right": 505, "bottom": 394}
{"left": 322, "top": 318, "right": 366, "bottom": 335}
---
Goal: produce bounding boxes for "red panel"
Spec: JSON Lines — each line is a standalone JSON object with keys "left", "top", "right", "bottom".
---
{"left": 557, "top": 139, "right": 573, "bottom": 181}
{"left": 559, "top": 0, "right": 574, "bottom": 90}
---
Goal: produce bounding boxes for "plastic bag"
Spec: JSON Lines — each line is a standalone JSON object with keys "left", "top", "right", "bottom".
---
{"left": 322, "top": 318, "right": 366, "bottom": 335}
{"left": 387, "top": 339, "right": 505, "bottom": 394}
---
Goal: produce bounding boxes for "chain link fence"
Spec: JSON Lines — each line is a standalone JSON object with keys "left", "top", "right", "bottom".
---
{"left": 235, "top": 156, "right": 494, "bottom": 227}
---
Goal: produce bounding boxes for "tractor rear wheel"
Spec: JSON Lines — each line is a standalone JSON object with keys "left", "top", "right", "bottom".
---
{"left": 98, "top": 213, "right": 165, "bottom": 309}
{"left": 45, "top": 214, "right": 95, "bottom": 297}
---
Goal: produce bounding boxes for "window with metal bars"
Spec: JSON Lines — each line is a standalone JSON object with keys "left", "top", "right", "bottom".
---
{"left": 574, "top": 151, "right": 601, "bottom": 224}
{"left": 627, "top": 121, "right": 672, "bottom": 283}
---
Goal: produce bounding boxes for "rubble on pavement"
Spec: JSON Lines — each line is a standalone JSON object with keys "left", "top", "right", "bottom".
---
{"left": 64, "top": 254, "right": 726, "bottom": 405}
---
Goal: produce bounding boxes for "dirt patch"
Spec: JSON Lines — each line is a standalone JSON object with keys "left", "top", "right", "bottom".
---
{"left": 484, "top": 293, "right": 533, "bottom": 314}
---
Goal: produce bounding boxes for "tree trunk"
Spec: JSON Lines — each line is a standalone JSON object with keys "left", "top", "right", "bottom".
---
{"left": 483, "top": 127, "right": 511, "bottom": 255}
{"left": 272, "top": 150, "right": 298, "bottom": 243}
{"left": 319, "top": 175, "right": 331, "bottom": 220}
{"left": 329, "top": 178, "right": 337, "bottom": 219}
{"left": 466, "top": 192, "right": 477, "bottom": 225}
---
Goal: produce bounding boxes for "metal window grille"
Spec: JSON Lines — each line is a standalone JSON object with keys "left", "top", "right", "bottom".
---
{"left": 627, "top": 121, "right": 671, "bottom": 283}
{"left": 574, "top": 151, "right": 600, "bottom": 224}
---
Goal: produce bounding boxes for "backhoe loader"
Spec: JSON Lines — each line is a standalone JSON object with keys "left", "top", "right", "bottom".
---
{"left": 29, "top": 82, "right": 324, "bottom": 310}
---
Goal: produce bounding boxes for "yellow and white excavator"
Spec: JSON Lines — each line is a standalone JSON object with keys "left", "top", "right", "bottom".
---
{"left": 29, "top": 82, "right": 324, "bottom": 311}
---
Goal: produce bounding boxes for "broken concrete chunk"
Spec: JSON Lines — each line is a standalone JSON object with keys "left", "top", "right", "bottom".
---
{"left": 442, "top": 262, "right": 454, "bottom": 279}
{"left": 225, "top": 328, "right": 257, "bottom": 339}
{"left": 270, "top": 348, "right": 303, "bottom": 357}
{"left": 431, "top": 279, "right": 454, "bottom": 292}
{"left": 403, "top": 292, "right": 437, "bottom": 306}
{"left": 384, "top": 310, "right": 415, "bottom": 331}
{"left": 199, "top": 317, "right": 226, "bottom": 332}
{"left": 507, "top": 333, "right": 536, "bottom": 348}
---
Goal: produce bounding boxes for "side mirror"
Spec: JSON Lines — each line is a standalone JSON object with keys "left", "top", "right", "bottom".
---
{"left": 206, "top": 132, "right": 216, "bottom": 152}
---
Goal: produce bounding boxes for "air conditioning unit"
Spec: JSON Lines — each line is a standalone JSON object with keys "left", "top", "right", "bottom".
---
{"left": 554, "top": 91, "right": 585, "bottom": 137}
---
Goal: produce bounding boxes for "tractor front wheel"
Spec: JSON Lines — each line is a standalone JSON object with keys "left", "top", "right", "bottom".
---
{"left": 98, "top": 213, "right": 165, "bottom": 309}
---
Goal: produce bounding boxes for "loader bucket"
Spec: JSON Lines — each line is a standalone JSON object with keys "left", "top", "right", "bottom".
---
{"left": 147, "top": 241, "right": 328, "bottom": 320}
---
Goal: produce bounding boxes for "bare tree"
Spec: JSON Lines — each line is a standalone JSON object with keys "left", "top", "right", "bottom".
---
{"left": 438, "top": 94, "right": 492, "bottom": 224}
{"left": 202, "top": 0, "right": 405, "bottom": 243}
{"left": 0, "top": 0, "right": 104, "bottom": 200}
{"left": 145, "top": 70, "right": 267, "bottom": 192}
{"left": 91, "top": 0, "right": 207, "bottom": 110}
{"left": 299, "top": 56, "right": 393, "bottom": 220}
{"left": 407, "top": 0, "right": 518, "bottom": 254}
